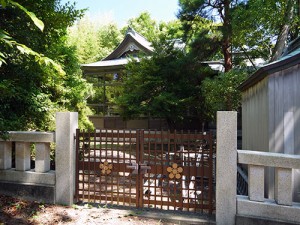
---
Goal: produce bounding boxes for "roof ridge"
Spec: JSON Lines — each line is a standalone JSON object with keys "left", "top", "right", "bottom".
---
{"left": 126, "top": 26, "right": 150, "bottom": 43}
{"left": 102, "top": 27, "right": 153, "bottom": 60}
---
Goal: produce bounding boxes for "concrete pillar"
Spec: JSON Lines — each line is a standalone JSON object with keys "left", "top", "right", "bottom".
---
{"left": 35, "top": 143, "right": 50, "bottom": 173}
{"left": 15, "top": 142, "right": 31, "bottom": 171}
{"left": 216, "top": 111, "right": 237, "bottom": 225}
{"left": 248, "top": 165, "right": 264, "bottom": 202}
{"left": 55, "top": 112, "right": 78, "bottom": 206}
{"left": 275, "top": 168, "right": 292, "bottom": 206}
{"left": 0, "top": 142, "right": 12, "bottom": 169}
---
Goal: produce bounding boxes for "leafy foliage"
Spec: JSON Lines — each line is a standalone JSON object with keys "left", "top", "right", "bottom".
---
{"left": 0, "top": 0, "right": 94, "bottom": 131}
{"left": 7, "top": 0, "right": 44, "bottom": 31}
{"left": 117, "top": 36, "right": 217, "bottom": 128}
{"left": 178, "top": 0, "right": 235, "bottom": 72}
{"left": 67, "top": 16, "right": 122, "bottom": 63}
{"left": 66, "top": 16, "right": 101, "bottom": 64}
{"left": 0, "top": 0, "right": 58, "bottom": 70}
{"left": 232, "top": 0, "right": 300, "bottom": 62}
{"left": 201, "top": 70, "right": 247, "bottom": 120}
{"left": 175, "top": 0, "right": 300, "bottom": 121}
{"left": 124, "top": 12, "right": 159, "bottom": 42}
{"left": 98, "top": 24, "right": 123, "bottom": 59}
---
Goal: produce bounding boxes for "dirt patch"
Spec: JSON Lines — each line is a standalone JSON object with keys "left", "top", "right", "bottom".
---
{"left": 0, "top": 195, "right": 180, "bottom": 225}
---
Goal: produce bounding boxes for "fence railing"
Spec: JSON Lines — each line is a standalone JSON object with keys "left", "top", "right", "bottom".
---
{"left": 236, "top": 150, "right": 300, "bottom": 224}
{"left": 216, "top": 111, "right": 300, "bottom": 225}
{"left": 0, "top": 132, "right": 54, "bottom": 171}
{"left": 0, "top": 132, "right": 55, "bottom": 185}
{"left": 0, "top": 112, "right": 78, "bottom": 205}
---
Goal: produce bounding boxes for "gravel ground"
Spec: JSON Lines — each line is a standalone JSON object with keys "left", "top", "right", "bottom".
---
{"left": 0, "top": 194, "right": 215, "bottom": 225}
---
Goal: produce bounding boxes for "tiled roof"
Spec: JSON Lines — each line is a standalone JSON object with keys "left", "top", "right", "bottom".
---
{"left": 81, "top": 27, "right": 153, "bottom": 74}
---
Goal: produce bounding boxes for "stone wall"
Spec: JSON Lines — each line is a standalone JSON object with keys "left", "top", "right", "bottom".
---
{"left": 0, "top": 112, "right": 78, "bottom": 205}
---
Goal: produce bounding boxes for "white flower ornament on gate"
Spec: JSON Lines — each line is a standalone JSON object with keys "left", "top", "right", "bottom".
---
{"left": 99, "top": 161, "right": 113, "bottom": 175}
{"left": 167, "top": 163, "right": 183, "bottom": 179}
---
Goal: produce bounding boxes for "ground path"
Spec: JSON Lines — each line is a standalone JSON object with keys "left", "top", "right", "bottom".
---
{"left": 0, "top": 194, "right": 215, "bottom": 224}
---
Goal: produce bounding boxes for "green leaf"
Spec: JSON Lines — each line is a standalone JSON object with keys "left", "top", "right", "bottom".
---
{"left": 9, "top": 0, "right": 44, "bottom": 31}
{"left": 0, "top": 0, "right": 7, "bottom": 8}
{"left": 0, "top": 29, "right": 12, "bottom": 40}
{"left": 14, "top": 43, "right": 65, "bottom": 76}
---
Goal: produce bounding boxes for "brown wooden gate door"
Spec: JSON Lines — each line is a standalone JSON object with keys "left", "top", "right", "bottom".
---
{"left": 75, "top": 129, "right": 215, "bottom": 214}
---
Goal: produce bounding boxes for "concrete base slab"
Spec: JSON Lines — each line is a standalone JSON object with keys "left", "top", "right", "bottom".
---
{"left": 236, "top": 215, "right": 300, "bottom": 225}
{"left": 0, "top": 181, "right": 55, "bottom": 204}
{"left": 0, "top": 169, "right": 55, "bottom": 185}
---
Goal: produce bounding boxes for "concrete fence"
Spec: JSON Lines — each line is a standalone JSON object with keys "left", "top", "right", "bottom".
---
{"left": 0, "top": 112, "right": 78, "bottom": 205}
{"left": 217, "top": 111, "right": 300, "bottom": 225}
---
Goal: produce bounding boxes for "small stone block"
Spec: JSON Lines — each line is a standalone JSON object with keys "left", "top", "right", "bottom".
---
{"left": 0, "top": 142, "right": 12, "bottom": 169}
{"left": 248, "top": 165, "right": 264, "bottom": 202}
{"left": 35, "top": 143, "right": 50, "bottom": 173}
{"left": 275, "top": 167, "right": 292, "bottom": 206}
{"left": 15, "top": 142, "right": 31, "bottom": 171}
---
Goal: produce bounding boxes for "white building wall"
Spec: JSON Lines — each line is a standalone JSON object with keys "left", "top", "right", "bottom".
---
{"left": 242, "top": 77, "right": 269, "bottom": 152}
{"left": 242, "top": 64, "right": 300, "bottom": 201}
{"left": 269, "top": 64, "right": 300, "bottom": 201}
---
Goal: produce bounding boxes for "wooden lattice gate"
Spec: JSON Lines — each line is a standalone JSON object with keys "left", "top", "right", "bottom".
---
{"left": 75, "top": 129, "right": 215, "bottom": 214}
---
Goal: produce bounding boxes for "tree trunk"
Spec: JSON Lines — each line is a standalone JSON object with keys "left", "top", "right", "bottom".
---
{"left": 270, "top": 0, "right": 294, "bottom": 62}
{"left": 223, "top": 40, "right": 232, "bottom": 72}
{"left": 223, "top": 0, "right": 232, "bottom": 72}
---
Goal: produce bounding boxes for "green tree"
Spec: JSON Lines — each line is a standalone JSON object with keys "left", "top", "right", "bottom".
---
{"left": 67, "top": 16, "right": 122, "bottom": 63}
{"left": 158, "top": 20, "right": 184, "bottom": 40}
{"left": 0, "top": 0, "right": 64, "bottom": 72}
{"left": 67, "top": 17, "right": 123, "bottom": 116}
{"left": 0, "top": 0, "right": 93, "bottom": 131}
{"left": 67, "top": 15, "right": 101, "bottom": 64}
{"left": 232, "top": 0, "right": 300, "bottom": 62}
{"left": 97, "top": 23, "right": 122, "bottom": 59}
{"left": 178, "top": 0, "right": 300, "bottom": 67}
{"left": 117, "top": 36, "right": 217, "bottom": 129}
{"left": 270, "top": 0, "right": 295, "bottom": 61}
{"left": 201, "top": 70, "right": 247, "bottom": 120}
{"left": 178, "top": 0, "right": 237, "bottom": 72}
{"left": 177, "top": 0, "right": 300, "bottom": 121}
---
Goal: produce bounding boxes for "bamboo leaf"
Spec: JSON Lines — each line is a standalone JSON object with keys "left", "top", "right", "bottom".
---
{"left": 0, "top": 29, "right": 12, "bottom": 40}
{"left": 9, "top": 0, "right": 44, "bottom": 31}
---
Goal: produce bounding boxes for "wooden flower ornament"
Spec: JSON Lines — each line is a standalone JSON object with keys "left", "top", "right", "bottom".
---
{"left": 99, "top": 161, "right": 113, "bottom": 175}
{"left": 167, "top": 163, "right": 183, "bottom": 179}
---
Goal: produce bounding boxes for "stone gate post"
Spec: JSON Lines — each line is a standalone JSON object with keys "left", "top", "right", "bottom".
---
{"left": 55, "top": 112, "right": 78, "bottom": 205}
{"left": 216, "top": 111, "right": 237, "bottom": 225}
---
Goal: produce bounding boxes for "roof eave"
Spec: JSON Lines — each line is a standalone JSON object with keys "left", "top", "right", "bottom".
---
{"left": 81, "top": 64, "right": 125, "bottom": 75}
{"left": 239, "top": 53, "right": 300, "bottom": 91}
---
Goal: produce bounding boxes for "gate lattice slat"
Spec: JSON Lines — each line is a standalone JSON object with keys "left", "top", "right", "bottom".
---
{"left": 75, "top": 129, "right": 215, "bottom": 214}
